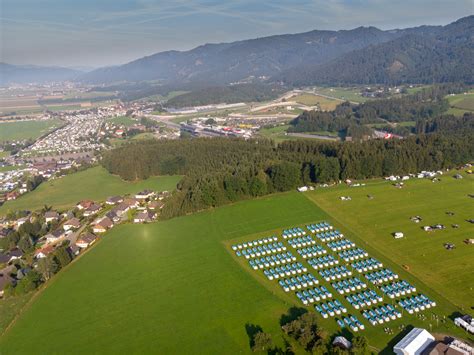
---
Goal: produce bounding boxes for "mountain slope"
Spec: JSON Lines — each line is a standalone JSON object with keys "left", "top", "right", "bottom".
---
{"left": 79, "top": 26, "right": 400, "bottom": 85}
{"left": 0, "top": 63, "right": 81, "bottom": 85}
{"left": 278, "top": 16, "right": 474, "bottom": 85}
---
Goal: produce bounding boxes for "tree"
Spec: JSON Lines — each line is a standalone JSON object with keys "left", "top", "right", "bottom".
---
{"left": 37, "top": 257, "right": 59, "bottom": 281}
{"left": 251, "top": 331, "right": 273, "bottom": 352}
{"left": 351, "top": 336, "right": 369, "bottom": 355}
{"left": 53, "top": 247, "right": 72, "bottom": 268}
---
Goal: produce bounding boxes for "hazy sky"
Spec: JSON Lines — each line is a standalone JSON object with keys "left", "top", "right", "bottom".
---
{"left": 1, "top": 0, "right": 473, "bottom": 68}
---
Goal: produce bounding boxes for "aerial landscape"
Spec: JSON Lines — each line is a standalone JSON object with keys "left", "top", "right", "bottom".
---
{"left": 0, "top": 1, "right": 473, "bottom": 354}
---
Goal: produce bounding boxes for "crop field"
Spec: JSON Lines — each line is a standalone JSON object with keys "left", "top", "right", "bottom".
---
{"left": 1, "top": 180, "right": 472, "bottom": 353}
{"left": 0, "top": 166, "right": 182, "bottom": 215}
{"left": 0, "top": 119, "right": 63, "bottom": 143}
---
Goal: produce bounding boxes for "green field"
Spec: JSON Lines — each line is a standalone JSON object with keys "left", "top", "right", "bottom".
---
{"left": 293, "top": 94, "right": 339, "bottom": 111}
{"left": 1, "top": 177, "right": 473, "bottom": 353}
{"left": 0, "top": 119, "right": 63, "bottom": 143}
{"left": 446, "top": 92, "right": 474, "bottom": 115}
{"left": 258, "top": 124, "right": 295, "bottom": 143}
{"left": 107, "top": 115, "right": 136, "bottom": 127}
{"left": 305, "top": 173, "right": 474, "bottom": 312}
{"left": 312, "top": 87, "right": 368, "bottom": 103}
{"left": 0, "top": 166, "right": 181, "bottom": 215}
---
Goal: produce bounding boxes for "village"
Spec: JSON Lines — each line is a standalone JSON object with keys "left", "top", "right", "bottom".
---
{"left": 0, "top": 188, "right": 169, "bottom": 298}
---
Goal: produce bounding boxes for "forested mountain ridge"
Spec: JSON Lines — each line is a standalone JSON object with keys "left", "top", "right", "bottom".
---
{"left": 279, "top": 16, "right": 474, "bottom": 85}
{"left": 77, "top": 26, "right": 401, "bottom": 85}
{"left": 79, "top": 16, "right": 473, "bottom": 87}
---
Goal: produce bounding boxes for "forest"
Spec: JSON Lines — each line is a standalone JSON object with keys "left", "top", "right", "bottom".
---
{"left": 102, "top": 130, "right": 474, "bottom": 219}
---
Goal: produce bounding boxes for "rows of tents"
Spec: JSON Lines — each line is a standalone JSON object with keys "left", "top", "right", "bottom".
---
{"left": 231, "top": 221, "right": 436, "bottom": 332}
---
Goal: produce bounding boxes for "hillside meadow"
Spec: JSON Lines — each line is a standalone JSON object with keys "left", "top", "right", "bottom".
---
{"left": 0, "top": 166, "right": 181, "bottom": 215}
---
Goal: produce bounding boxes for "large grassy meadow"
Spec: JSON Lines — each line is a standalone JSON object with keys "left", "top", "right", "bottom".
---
{"left": 0, "top": 166, "right": 181, "bottom": 215}
{"left": 0, "top": 193, "right": 324, "bottom": 354}
{"left": 1, "top": 180, "right": 472, "bottom": 353}
{"left": 0, "top": 120, "right": 63, "bottom": 143}
{"left": 305, "top": 173, "right": 474, "bottom": 312}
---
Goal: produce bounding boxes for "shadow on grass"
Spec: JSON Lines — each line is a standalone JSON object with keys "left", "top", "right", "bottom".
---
{"left": 279, "top": 306, "right": 308, "bottom": 326}
{"left": 245, "top": 323, "right": 263, "bottom": 350}
{"left": 379, "top": 325, "right": 414, "bottom": 355}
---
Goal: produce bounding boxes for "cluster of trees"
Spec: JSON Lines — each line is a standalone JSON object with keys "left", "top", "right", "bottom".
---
{"left": 101, "top": 127, "right": 474, "bottom": 219}
{"left": 415, "top": 112, "right": 474, "bottom": 134}
{"left": 249, "top": 311, "right": 370, "bottom": 354}
{"left": 0, "top": 216, "right": 53, "bottom": 254}
{"left": 3, "top": 242, "right": 73, "bottom": 298}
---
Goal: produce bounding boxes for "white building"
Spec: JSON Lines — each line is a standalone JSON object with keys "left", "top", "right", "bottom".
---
{"left": 393, "top": 328, "right": 434, "bottom": 355}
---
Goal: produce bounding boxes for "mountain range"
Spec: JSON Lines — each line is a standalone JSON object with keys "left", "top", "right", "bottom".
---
{"left": 2, "top": 16, "right": 473, "bottom": 87}
{"left": 79, "top": 15, "right": 473, "bottom": 87}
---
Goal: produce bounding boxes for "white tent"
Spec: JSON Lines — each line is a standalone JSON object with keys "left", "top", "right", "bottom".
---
{"left": 393, "top": 328, "right": 434, "bottom": 355}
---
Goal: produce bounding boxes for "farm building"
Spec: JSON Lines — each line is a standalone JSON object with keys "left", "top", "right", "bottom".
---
{"left": 393, "top": 328, "right": 434, "bottom": 355}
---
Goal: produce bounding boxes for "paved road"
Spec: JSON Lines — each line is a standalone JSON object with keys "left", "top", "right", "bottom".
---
{"left": 287, "top": 132, "right": 340, "bottom": 141}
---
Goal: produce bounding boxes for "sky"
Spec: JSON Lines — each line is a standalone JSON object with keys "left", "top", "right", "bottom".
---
{"left": 1, "top": 0, "right": 473, "bottom": 69}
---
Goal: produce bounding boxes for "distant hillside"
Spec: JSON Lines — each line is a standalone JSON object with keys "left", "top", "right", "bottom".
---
{"left": 278, "top": 16, "right": 474, "bottom": 85}
{"left": 0, "top": 63, "right": 81, "bottom": 85}
{"left": 79, "top": 26, "right": 400, "bottom": 85}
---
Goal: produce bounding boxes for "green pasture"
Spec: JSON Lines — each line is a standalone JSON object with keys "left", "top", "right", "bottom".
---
{"left": 0, "top": 166, "right": 181, "bottom": 215}
{"left": 0, "top": 119, "right": 63, "bottom": 143}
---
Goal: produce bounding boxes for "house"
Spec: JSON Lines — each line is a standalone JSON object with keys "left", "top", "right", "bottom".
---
{"left": 92, "top": 217, "right": 113, "bottom": 233}
{"left": 5, "top": 191, "right": 19, "bottom": 201}
{"left": 454, "top": 315, "right": 474, "bottom": 334}
{"left": 63, "top": 217, "right": 81, "bottom": 231}
{"left": 106, "top": 210, "right": 121, "bottom": 223}
{"left": 393, "top": 232, "right": 404, "bottom": 239}
{"left": 76, "top": 200, "right": 94, "bottom": 210}
{"left": 148, "top": 200, "right": 164, "bottom": 210}
{"left": 76, "top": 233, "right": 98, "bottom": 248}
{"left": 133, "top": 211, "right": 157, "bottom": 223}
{"left": 83, "top": 204, "right": 101, "bottom": 217}
{"left": 106, "top": 196, "right": 123, "bottom": 205}
{"left": 68, "top": 244, "right": 81, "bottom": 256}
{"left": 393, "top": 328, "right": 435, "bottom": 355}
{"left": 123, "top": 198, "right": 140, "bottom": 208}
{"left": 0, "top": 273, "right": 14, "bottom": 297}
{"left": 115, "top": 203, "right": 130, "bottom": 216}
{"left": 34, "top": 245, "right": 55, "bottom": 259}
{"left": 44, "top": 211, "right": 59, "bottom": 223}
{"left": 135, "top": 190, "right": 155, "bottom": 200}
{"left": 45, "top": 229, "right": 66, "bottom": 243}
{"left": 0, "top": 228, "right": 10, "bottom": 239}
{"left": 8, "top": 248, "right": 23, "bottom": 261}
{"left": 16, "top": 216, "right": 29, "bottom": 228}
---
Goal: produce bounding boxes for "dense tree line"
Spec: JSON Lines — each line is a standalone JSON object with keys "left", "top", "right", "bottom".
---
{"left": 102, "top": 129, "right": 474, "bottom": 218}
